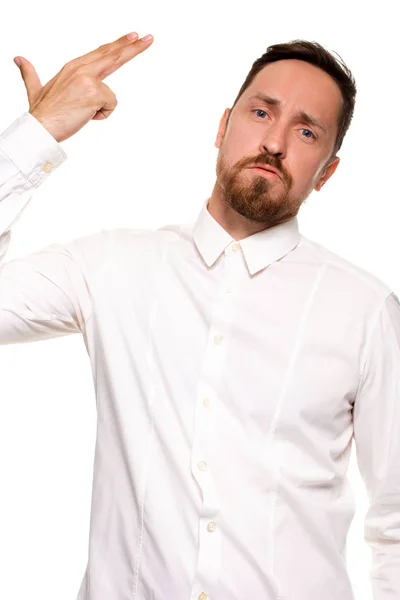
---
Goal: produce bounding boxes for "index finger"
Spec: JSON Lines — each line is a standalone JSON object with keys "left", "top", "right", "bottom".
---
{"left": 74, "top": 32, "right": 154, "bottom": 80}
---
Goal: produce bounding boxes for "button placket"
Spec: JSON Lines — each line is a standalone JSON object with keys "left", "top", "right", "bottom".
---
{"left": 191, "top": 387, "right": 220, "bottom": 587}
{"left": 192, "top": 385, "right": 216, "bottom": 501}
{"left": 211, "top": 246, "right": 241, "bottom": 352}
{"left": 190, "top": 248, "right": 243, "bottom": 595}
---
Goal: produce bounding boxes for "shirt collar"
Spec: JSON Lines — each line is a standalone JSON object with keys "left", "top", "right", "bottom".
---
{"left": 192, "top": 198, "right": 301, "bottom": 275}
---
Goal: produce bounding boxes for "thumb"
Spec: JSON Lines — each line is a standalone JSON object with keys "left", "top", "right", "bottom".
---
{"left": 14, "top": 56, "right": 42, "bottom": 102}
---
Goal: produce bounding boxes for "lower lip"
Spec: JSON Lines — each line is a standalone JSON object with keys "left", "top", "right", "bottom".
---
{"left": 250, "top": 167, "right": 279, "bottom": 179}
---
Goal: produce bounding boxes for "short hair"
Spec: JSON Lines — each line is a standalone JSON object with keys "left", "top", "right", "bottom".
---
{"left": 230, "top": 40, "right": 357, "bottom": 163}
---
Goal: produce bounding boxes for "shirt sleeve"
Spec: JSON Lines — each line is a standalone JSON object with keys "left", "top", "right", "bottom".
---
{"left": 353, "top": 291, "right": 400, "bottom": 599}
{"left": 0, "top": 112, "right": 109, "bottom": 345}
{"left": 0, "top": 111, "right": 67, "bottom": 238}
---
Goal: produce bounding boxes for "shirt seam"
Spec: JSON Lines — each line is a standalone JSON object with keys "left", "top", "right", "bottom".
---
{"left": 354, "top": 292, "right": 393, "bottom": 399}
{"left": 299, "top": 235, "right": 392, "bottom": 298}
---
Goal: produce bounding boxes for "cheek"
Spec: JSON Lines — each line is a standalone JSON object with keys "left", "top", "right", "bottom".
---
{"left": 290, "top": 156, "right": 318, "bottom": 184}
{"left": 221, "top": 128, "right": 258, "bottom": 165}
{"left": 234, "top": 121, "right": 261, "bottom": 149}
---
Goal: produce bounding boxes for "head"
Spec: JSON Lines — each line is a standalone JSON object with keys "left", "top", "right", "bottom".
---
{"left": 213, "top": 40, "right": 357, "bottom": 229}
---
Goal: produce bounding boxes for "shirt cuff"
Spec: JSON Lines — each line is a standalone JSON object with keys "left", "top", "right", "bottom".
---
{"left": 0, "top": 111, "right": 67, "bottom": 188}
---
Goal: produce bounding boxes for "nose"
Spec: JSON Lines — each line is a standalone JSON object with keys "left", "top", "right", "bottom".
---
{"left": 259, "top": 122, "right": 287, "bottom": 159}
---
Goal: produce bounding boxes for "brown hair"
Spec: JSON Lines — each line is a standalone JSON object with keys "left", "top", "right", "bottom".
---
{"left": 229, "top": 40, "right": 357, "bottom": 163}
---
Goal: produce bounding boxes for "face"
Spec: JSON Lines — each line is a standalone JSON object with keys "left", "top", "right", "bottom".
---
{"left": 213, "top": 59, "right": 343, "bottom": 226}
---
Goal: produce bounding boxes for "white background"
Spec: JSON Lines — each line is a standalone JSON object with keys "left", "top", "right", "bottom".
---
{"left": 0, "top": 1, "right": 398, "bottom": 599}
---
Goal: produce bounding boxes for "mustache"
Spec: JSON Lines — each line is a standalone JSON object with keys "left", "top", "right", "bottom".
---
{"left": 249, "top": 154, "right": 282, "bottom": 173}
{"left": 218, "top": 151, "right": 292, "bottom": 187}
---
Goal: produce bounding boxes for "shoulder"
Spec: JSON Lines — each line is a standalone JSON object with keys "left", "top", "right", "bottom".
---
{"left": 297, "top": 234, "right": 394, "bottom": 302}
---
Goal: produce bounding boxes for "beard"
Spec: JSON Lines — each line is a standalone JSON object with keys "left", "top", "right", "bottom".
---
{"left": 216, "top": 151, "right": 305, "bottom": 227}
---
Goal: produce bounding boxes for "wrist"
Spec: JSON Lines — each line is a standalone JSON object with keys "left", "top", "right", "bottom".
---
{"left": 29, "top": 110, "right": 60, "bottom": 143}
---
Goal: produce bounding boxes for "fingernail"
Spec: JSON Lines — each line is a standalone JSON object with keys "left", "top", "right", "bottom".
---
{"left": 142, "top": 34, "right": 153, "bottom": 42}
{"left": 127, "top": 32, "right": 138, "bottom": 41}
{"left": 14, "top": 57, "right": 21, "bottom": 67}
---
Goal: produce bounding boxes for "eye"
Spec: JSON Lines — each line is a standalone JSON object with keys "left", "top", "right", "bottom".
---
{"left": 251, "top": 109, "right": 317, "bottom": 141}
{"left": 300, "top": 128, "right": 316, "bottom": 140}
{"left": 252, "top": 109, "right": 269, "bottom": 119}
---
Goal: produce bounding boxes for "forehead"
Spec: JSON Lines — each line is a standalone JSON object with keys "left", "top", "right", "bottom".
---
{"left": 243, "top": 59, "right": 343, "bottom": 129}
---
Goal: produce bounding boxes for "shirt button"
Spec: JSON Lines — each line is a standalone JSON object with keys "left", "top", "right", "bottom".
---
{"left": 198, "top": 593, "right": 208, "bottom": 600}
{"left": 207, "top": 521, "right": 216, "bottom": 532}
{"left": 225, "top": 286, "right": 233, "bottom": 294}
{"left": 202, "top": 398, "right": 210, "bottom": 407}
{"left": 232, "top": 243, "right": 241, "bottom": 253}
{"left": 214, "top": 335, "right": 223, "bottom": 345}
{"left": 43, "top": 162, "right": 53, "bottom": 172}
{"left": 197, "top": 460, "right": 207, "bottom": 471}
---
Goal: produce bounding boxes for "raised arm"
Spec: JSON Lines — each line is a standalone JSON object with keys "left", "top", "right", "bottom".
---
{"left": 0, "top": 30, "right": 153, "bottom": 344}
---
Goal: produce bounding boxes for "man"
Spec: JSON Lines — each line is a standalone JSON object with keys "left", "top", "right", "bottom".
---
{"left": 1, "top": 30, "right": 399, "bottom": 600}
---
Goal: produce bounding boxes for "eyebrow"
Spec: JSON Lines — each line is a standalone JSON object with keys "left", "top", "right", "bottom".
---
{"left": 248, "top": 93, "right": 328, "bottom": 134}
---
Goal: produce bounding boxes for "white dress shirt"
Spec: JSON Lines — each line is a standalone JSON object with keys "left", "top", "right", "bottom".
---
{"left": 1, "top": 112, "right": 400, "bottom": 600}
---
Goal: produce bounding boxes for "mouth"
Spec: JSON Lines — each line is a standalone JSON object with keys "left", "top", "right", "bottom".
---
{"left": 248, "top": 166, "right": 280, "bottom": 180}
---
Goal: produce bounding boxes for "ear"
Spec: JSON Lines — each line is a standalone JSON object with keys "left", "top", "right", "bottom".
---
{"left": 314, "top": 156, "right": 340, "bottom": 191}
{"left": 215, "top": 108, "right": 231, "bottom": 149}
